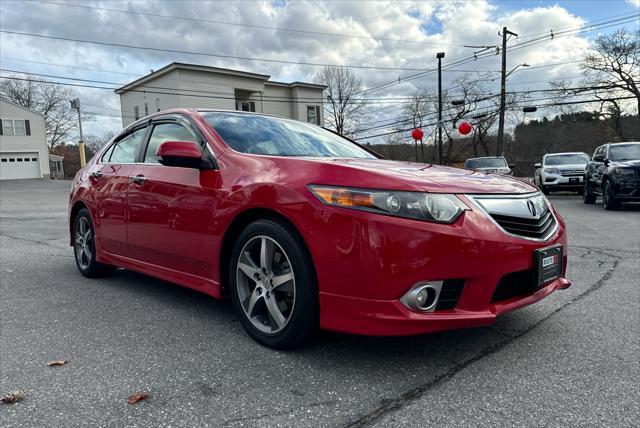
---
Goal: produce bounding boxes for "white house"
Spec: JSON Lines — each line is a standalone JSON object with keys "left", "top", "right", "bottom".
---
{"left": 0, "top": 99, "right": 51, "bottom": 180}
{"left": 115, "top": 62, "right": 326, "bottom": 127}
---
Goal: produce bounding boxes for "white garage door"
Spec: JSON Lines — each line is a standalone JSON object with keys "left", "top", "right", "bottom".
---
{"left": 0, "top": 153, "right": 41, "bottom": 180}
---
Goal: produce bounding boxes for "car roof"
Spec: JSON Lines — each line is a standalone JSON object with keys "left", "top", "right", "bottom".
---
{"left": 545, "top": 152, "right": 588, "bottom": 156}
{"left": 609, "top": 142, "right": 639, "bottom": 145}
{"left": 465, "top": 156, "right": 505, "bottom": 160}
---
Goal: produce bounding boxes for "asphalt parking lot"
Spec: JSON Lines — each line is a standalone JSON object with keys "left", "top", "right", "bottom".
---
{"left": 1, "top": 179, "right": 638, "bottom": 427}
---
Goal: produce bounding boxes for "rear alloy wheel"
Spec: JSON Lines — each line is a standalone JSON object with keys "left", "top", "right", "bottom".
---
{"left": 73, "top": 208, "right": 115, "bottom": 278}
{"left": 583, "top": 181, "right": 596, "bottom": 204}
{"left": 230, "top": 219, "right": 318, "bottom": 349}
{"left": 602, "top": 181, "right": 620, "bottom": 211}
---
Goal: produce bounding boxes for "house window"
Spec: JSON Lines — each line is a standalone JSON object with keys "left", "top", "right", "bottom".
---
{"left": 134, "top": 106, "right": 140, "bottom": 120}
{"left": 144, "top": 102, "right": 149, "bottom": 117}
{"left": 1, "top": 119, "right": 29, "bottom": 136}
{"left": 307, "top": 106, "right": 320, "bottom": 125}
{"left": 156, "top": 98, "right": 161, "bottom": 112}
{"left": 238, "top": 101, "right": 256, "bottom": 112}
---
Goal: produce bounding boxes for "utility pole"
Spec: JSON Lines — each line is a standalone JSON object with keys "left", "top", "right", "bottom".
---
{"left": 496, "top": 26, "right": 517, "bottom": 157}
{"left": 70, "top": 98, "right": 86, "bottom": 167}
{"left": 436, "top": 52, "right": 445, "bottom": 165}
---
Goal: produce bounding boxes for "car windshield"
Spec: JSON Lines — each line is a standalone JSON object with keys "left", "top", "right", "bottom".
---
{"left": 608, "top": 144, "right": 640, "bottom": 161}
{"left": 465, "top": 158, "right": 507, "bottom": 168}
{"left": 202, "top": 112, "right": 376, "bottom": 158}
{"left": 544, "top": 154, "right": 590, "bottom": 165}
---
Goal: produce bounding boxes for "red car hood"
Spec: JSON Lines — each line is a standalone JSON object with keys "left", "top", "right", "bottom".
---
{"left": 318, "top": 158, "right": 536, "bottom": 194}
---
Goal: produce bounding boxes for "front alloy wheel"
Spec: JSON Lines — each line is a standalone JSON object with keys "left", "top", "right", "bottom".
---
{"left": 230, "top": 219, "right": 318, "bottom": 349}
{"left": 73, "top": 208, "right": 115, "bottom": 278}
{"left": 583, "top": 181, "right": 596, "bottom": 204}
{"left": 236, "top": 235, "right": 295, "bottom": 334}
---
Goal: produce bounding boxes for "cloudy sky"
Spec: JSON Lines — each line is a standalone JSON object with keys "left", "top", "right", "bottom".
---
{"left": 1, "top": 0, "right": 638, "bottom": 143}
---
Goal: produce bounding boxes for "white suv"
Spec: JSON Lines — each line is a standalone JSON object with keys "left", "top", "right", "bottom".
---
{"left": 534, "top": 152, "right": 590, "bottom": 195}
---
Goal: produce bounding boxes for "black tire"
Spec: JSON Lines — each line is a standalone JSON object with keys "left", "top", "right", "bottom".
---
{"left": 541, "top": 184, "right": 550, "bottom": 195}
{"left": 583, "top": 181, "right": 596, "bottom": 204}
{"left": 73, "top": 208, "right": 116, "bottom": 278}
{"left": 229, "top": 219, "right": 319, "bottom": 350}
{"left": 603, "top": 180, "right": 620, "bottom": 211}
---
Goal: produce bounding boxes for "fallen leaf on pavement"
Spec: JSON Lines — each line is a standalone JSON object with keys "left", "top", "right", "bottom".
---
{"left": 47, "top": 359, "right": 67, "bottom": 366}
{"left": 1, "top": 390, "right": 27, "bottom": 404}
{"left": 127, "top": 392, "right": 149, "bottom": 405}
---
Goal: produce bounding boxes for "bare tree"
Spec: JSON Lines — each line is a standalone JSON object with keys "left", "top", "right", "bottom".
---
{"left": 314, "top": 66, "right": 368, "bottom": 137}
{"left": 0, "top": 75, "right": 82, "bottom": 150}
{"left": 582, "top": 29, "right": 639, "bottom": 117}
{"left": 401, "top": 87, "right": 431, "bottom": 162}
{"left": 84, "top": 132, "right": 115, "bottom": 154}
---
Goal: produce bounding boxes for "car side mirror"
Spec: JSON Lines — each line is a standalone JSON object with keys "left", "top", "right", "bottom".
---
{"left": 156, "top": 141, "right": 203, "bottom": 169}
{"left": 593, "top": 155, "right": 604, "bottom": 162}
{"left": 534, "top": 163, "right": 541, "bottom": 168}
{"left": 509, "top": 163, "right": 516, "bottom": 168}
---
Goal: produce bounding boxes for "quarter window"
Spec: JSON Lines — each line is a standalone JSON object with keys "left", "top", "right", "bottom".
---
{"left": 144, "top": 123, "right": 198, "bottom": 164}
{"left": 104, "top": 128, "right": 147, "bottom": 164}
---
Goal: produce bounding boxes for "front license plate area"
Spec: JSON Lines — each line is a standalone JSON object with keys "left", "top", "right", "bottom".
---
{"left": 569, "top": 177, "right": 579, "bottom": 183}
{"left": 534, "top": 245, "right": 563, "bottom": 288}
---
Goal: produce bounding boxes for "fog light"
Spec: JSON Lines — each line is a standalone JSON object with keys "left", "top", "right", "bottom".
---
{"left": 400, "top": 281, "right": 443, "bottom": 312}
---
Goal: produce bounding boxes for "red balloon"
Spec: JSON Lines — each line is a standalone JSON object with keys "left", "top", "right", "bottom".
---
{"left": 458, "top": 122, "right": 472, "bottom": 135}
{"left": 411, "top": 128, "right": 424, "bottom": 141}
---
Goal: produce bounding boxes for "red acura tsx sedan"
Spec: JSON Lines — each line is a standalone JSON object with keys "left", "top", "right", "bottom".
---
{"left": 69, "top": 109, "right": 570, "bottom": 349}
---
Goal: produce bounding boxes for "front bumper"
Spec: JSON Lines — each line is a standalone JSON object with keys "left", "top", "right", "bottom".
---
{"left": 320, "top": 276, "right": 571, "bottom": 336}
{"left": 612, "top": 176, "right": 640, "bottom": 200}
{"left": 307, "top": 196, "right": 569, "bottom": 336}
{"left": 543, "top": 173, "right": 583, "bottom": 188}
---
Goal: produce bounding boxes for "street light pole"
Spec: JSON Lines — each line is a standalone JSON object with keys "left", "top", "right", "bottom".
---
{"left": 437, "top": 52, "right": 445, "bottom": 165}
{"left": 496, "top": 26, "right": 517, "bottom": 157}
{"left": 70, "top": 98, "right": 86, "bottom": 167}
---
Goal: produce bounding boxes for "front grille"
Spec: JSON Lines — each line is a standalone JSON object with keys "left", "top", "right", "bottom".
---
{"left": 559, "top": 169, "right": 584, "bottom": 176}
{"left": 491, "top": 269, "right": 537, "bottom": 302}
{"left": 435, "top": 279, "right": 465, "bottom": 310}
{"left": 470, "top": 193, "right": 558, "bottom": 240}
{"left": 491, "top": 210, "right": 556, "bottom": 239}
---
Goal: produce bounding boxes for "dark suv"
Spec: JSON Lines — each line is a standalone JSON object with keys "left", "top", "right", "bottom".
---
{"left": 583, "top": 142, "right": 640, "bottom": 210}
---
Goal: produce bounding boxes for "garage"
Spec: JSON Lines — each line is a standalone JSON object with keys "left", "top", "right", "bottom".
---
{"left": 0, "top": 153, "right": 41, "bottom": 180}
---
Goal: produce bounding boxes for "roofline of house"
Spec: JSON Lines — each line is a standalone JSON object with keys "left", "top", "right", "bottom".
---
{"left": 0, "top": 98, "right": 45, "bottom": 117}
{"left": 114, "top": 62, "right": 272, "bottom": 94}
{"left": 266, "top": 81, "right": 327, "bottom": 90}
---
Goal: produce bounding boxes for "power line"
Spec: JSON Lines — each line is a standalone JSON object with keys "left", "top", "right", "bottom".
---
{"left": 354, "top": 95, "right": 636, "bottom": 141}
{"left": 359, "top": 13, "right": 639, "bottom": 95}
{"left": 0, "top": 30, "right": 438, "bottom": 72}
{"left": 0, "top": 56, "right": 143, "bottom": 77}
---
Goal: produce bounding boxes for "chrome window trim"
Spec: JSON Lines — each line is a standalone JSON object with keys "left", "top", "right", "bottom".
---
{"left": 465, "top": 192, "right": 559, "bottom": 242}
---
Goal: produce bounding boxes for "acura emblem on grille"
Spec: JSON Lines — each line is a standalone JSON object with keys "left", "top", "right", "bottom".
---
{"left": 527, "top": 200, "right": 537, "bottom": 217}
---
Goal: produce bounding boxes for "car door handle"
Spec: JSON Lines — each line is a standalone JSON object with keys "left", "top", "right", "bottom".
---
{"left": 131, "top": 174, "right": 146, "bottom": 186}
{"left": 90, "top": 170, "right": 102, "bottom": 179}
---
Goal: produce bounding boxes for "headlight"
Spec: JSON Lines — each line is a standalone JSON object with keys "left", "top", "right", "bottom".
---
{"left": 613, "top": 168, "right": 634, "bottom": 176}
{"left": 544, "top": 168, "right": 559, "bottom": 174}
{"left": 308, "top": 185, "right": 469, "bottom": 224}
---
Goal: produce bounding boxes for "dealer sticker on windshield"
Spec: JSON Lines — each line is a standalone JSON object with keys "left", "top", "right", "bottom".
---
{"left": 535, "top": 244, "right": 563, "bottom": 288}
